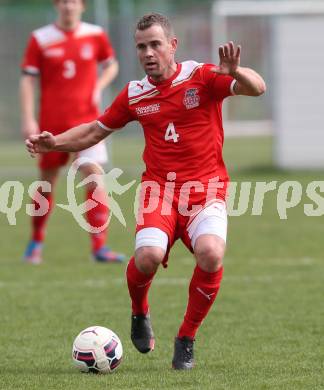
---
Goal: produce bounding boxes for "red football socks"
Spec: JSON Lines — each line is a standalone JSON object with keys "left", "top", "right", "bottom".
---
{"left": 32, "top": 191, "right": 53, "bottom": 242}
{"left": 178, "top": 265, "right": 224, "bottom": 339}
{"left": 126, "top": 256, "right": 155, "bottom": 315}
{"left": 86, "top": 187, "right": 109, "bottom": 252}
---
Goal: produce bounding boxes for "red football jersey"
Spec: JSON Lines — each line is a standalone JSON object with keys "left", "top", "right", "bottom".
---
{"left": 21, "top": 22, "right": 115, "bottom": 132}
{"left": 98, "top": 61, "right": 235, "bottom": 200}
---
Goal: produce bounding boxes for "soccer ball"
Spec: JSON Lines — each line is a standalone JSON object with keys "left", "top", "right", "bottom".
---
{"left": 72, "top": 326, "right": 123, "bottom": 374}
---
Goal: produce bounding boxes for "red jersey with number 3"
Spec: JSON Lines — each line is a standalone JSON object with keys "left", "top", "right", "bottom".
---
{"left": 97, "top": 61, "right": 235, "bottom": 200}
{"left": 21, "top": 23, "right": 115, "bottom": 132}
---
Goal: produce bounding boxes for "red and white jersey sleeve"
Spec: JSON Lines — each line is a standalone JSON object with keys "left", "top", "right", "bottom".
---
{"left": 97, "top": 31, "right": 115, "bottom": 64}
{"left": 21, "top": 35, "right": 42, "bottom": 75}
{"left": 97, "top": 84, "right": 135, "bottom": 130}
{"left": 201, "top": 63, "right": 236, "bottom": 100}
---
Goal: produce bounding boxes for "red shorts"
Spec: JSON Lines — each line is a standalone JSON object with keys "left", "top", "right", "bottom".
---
{"left": 37, "top": 125, "right": 70, "bottom": 170}
{"left": 37, "top": 137, "right": 108, "bottom": 171}
{"left": 38, "top": 151, "right": 70, "bottom": 170}
{"left": 135, "top": 180, "right": 226, "bottom": 267}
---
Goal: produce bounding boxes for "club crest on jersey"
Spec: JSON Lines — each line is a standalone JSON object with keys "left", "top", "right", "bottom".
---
{"left": 183, "top": 88, "right": 200, "bottom": 109}
{"left": 80, "top": 43, "right": 93, "bottom": 60}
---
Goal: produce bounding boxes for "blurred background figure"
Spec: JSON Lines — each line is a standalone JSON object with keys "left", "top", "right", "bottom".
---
{"left": 20, "top": 0, "right": 125, "bottom": 264}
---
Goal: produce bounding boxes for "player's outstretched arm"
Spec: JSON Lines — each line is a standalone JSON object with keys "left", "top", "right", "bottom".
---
{"left": 212, "top": 41, "right": 266, "bottom": 96}
{"left": 25, "top": 121, "right": 111, "bottom": 158}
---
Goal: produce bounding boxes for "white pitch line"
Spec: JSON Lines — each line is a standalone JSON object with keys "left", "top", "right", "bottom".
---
{"left": 0, "top": 273, "right": 309, "bottom": 289}
{"left": 247, "top": 257, "right": 319, "bottom": 266}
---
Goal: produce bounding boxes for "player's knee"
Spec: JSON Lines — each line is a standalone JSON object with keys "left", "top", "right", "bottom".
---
{"left": 79, "top": 164, "right": 105, "bottom": 192}
{"left": 85, "top": 180, "right": 100, "bottom": 192}
{"left": 83, "top": 177, "right": 104, "bottom": 193}
{"left": 194, "top": 238, "right": 225, "bottom": 272}
{"left": 135, "top": 246, "right": 165, "bottom": 274}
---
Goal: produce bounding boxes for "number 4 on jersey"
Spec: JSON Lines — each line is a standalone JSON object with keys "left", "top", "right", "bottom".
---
{"left": 164, "top": 122, "right": 179, "bottom": 143}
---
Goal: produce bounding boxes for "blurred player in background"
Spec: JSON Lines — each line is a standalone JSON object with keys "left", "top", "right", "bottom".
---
{"left": 20, "top": 0, "right": 125, "bottom": 264}
{"left": 26, "top": 13, "right": 266, "bottom": 369}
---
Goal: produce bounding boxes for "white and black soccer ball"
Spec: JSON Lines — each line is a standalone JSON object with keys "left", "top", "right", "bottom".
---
{"left": 72, "top": 326, "right": 123, "bottom": 374}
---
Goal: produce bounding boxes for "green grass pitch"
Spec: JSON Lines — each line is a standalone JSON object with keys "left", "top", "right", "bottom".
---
{"left": 0, "top": 135, "right": 323, "bottom": 389}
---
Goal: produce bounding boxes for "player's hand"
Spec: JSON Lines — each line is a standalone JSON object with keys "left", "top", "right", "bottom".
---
{"left": 21, "top": 118, "right": 39, "bottom": 140}
{"left": 212, "top": 41, "right": 241, "bottom": 76}
{"left": 25, "top": 131, "right": 56, "bottom": 158}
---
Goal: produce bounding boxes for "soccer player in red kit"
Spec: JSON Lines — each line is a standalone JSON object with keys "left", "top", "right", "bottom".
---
{"left": 26, "top": 13, "right": 266, "bottom": 369}
{"left": 21, "top": 0, "right": 125, "bottom": 264}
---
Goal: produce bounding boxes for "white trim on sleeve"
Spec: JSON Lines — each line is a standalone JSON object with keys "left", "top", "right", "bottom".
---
{"left": 230, "top": 79, "right": 237, "bottom": 95}
{"left": 100, "top": 56, "right": 116, "bottom": 67}
{"left": 22, "top": 66, "right": 40, "bottom": 75}
{"left": 96, "top": 120, "right": 112, "bottom": 131}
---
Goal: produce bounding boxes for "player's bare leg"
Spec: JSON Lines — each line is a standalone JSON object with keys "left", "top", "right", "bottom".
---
{"left": 194, "top": 234, "right": 225, "bottom": 272}
{"left": 24, "top": 168, "right": 60, "bottom": 264}
{"left": 173, "top": 234, "right": 225, "bottom": 370}
{"left": 79, "top": 163, "right": 125, "bottom": 263}
{"left": 127, "top": 246, "right": 164, "bottom": 353}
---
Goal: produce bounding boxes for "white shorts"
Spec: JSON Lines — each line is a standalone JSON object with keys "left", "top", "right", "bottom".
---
{"left": 187, "top": 201, "right": 227, "bottom": 248}
{"left": 135, "top": 227, "right": 169, "bottom": 253}
{"left": 78, "top": 140, "right": 108, "bottom": 165}
{"left": 135, "top": 201, "right": 227, "bottom": 252}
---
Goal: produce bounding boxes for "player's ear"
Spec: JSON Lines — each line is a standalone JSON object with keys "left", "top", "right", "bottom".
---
{"left": 170, "top": 37, "right": 178, "bottom": 54}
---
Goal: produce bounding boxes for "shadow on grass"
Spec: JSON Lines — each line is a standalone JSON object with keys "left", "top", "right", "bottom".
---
{"left": 2, "top": 363, "right": 205, "bottom": 377}
{"left": 2, "top": 367, "right": 75, "bottom": 376}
